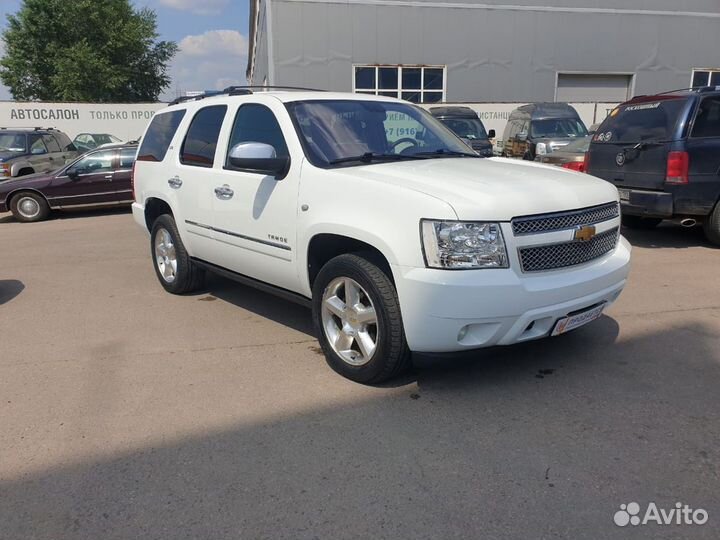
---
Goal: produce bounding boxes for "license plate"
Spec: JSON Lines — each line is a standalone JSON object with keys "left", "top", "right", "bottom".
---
{"left": 618, "top": 188, "right": 630, "bottom": 203}
{"left": 551, "top": 303, "right": 606, "bottom": 336}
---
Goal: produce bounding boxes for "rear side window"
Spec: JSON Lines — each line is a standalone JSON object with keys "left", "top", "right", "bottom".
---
{"left": 137, "top": 110, "right": 186, "bottom": 162}
{"left": 180, "top": 105, "right": 227, "bottom": 167}
{"left": 119, "top": 148, "right": 137, "bottom": 168}
{"left": 227, "top": 104, "right": 289, "bottom": 160}
{"left": 42, "top": 134, "right": 61, "bottom": 152}
{"left": 595, "top": 99, "right": 686, "bottom": 143}
{"left": 691, "top": 97, "right": 720, "bottom": 138}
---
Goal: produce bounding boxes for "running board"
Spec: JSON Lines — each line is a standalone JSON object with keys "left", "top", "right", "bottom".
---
{"left": 192, "top": 258, "right": 312, "bottom": 309}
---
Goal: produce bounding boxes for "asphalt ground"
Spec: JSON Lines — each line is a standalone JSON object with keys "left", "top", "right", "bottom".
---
{"left": 0, "top": 208, "right": 718, "bottom": 539}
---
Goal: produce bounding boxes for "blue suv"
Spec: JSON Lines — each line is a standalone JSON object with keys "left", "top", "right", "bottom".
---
{"left": 586, "top": 87, "right": 720, "bottom": 245}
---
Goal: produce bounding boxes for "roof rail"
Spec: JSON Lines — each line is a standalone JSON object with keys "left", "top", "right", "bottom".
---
{"left": 0, "top": 126, "right": 51, "bottom": 131}
{"left": 168, "top": 85, "right": 326, "bottom": 106}
{"left": 636, "top": 86, "right": 719, "bottom": 98}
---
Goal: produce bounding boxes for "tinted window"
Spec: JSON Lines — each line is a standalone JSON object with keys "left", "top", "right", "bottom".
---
{"left": 530, "top": 118, "right": 587, "bottom": 138}
{"left": 180, "top": 105, "right": 227, "bottom": 167}
{"left": 137, "top": 110, "right": 186, "bottom": 162}
{"left": 28, "top": 134, "right": 47, "bottom": 155}
{"left": 594, "top": 99, "right": 686, "bottom": 143}
{"left": 42, "top": 134, "right": 61, "bottom": 152}
{"left": 228, "top": 104, "right": 289, "bottom": 160}
{"left": 440, "top": 118, "right": 488, "bottom": 140}
{"left": 69, "top": 150, "right": 115, "bottom": 174}
{"left": 119, "top": 148, "right": 137, "bottom": 168}
{"left": 691, "top": 97, "right": 720, "bottom": 138}
{"left": 55, "top": 132, "right": 76, "bottom": 151}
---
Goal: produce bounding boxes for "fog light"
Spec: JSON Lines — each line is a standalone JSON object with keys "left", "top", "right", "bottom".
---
{"left": 458, "top": 326, "right": 469, "bottom": 341}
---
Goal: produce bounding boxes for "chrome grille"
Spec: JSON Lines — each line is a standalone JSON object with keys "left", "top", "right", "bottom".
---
{"left": 512, "top": 202, "right": 619, "bottom": 236}
{"left": 519, "top": 227, "right": 619, "bottom": 272}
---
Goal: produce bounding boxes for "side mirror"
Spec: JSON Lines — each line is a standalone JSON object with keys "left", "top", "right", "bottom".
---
{"left": 517, "top": 132, "right": 528, "bottom": 142}
{"left": 67, "top": 168, "right": 79, "bottom": 179}
{"left": 487, "top": 129, "right": 496, "bottom": 139}
{"left": 227, "top": 142, "right": 289, "bottom": 179}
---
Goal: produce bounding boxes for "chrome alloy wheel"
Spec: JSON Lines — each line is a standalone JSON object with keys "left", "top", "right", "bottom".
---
{"left": 16, "top": 196, "right": 40, "bottom": 219}
{"left": 154, "top": 228, "right": 178, "bottom": 283}
{"left": 321, "top": 277, "right": 379, "bottom": 366}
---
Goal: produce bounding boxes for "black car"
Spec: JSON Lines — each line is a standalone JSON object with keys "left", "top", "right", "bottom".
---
{"left": 430, "top": 106, "right": 495, "bottom": 157}
{"left": 586, "top": 87, "right": 720, "bottom": 244}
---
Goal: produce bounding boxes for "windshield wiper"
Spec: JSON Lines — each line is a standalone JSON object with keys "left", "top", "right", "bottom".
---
{"left": 621, "top": 139, "right": 664, "bottom": 163}
{"left": 328, "top": 152, "right": 427, "bottom": 165}
{"left": 411, "top": 149, "right": 481, "bottom": 158}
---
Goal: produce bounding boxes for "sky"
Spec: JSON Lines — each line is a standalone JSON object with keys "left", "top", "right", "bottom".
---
{"left": 0, "top": 0, "right": 250, "bottom": 101}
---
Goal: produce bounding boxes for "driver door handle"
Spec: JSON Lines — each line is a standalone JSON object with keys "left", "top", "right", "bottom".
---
{"left": 104, "top": 174, "right": 113, "bottom": 180}
{"left": 214, "top": 185, "right": 234, "bottom": 200}
{"left": 168, "top": 176, "right": 182, "bottom": 189}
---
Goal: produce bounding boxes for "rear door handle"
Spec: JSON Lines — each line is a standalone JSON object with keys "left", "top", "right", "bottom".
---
{"left": 168, "top": 176, "right": 182, "bottom": 189}
{"left": 214, "top": 185, "right": 234, "bottom": 200}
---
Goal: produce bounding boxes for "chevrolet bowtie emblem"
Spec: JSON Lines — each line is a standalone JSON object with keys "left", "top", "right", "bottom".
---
{"left": 574, "top": 225, "right": 597, "bottom": 242}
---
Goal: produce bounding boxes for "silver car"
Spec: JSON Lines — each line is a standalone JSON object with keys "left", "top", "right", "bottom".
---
{"left": 0, "top": 128, "right": 78, "bottom": 180}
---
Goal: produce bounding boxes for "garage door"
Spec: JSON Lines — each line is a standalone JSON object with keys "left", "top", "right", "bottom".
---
{"left": 556, "top": 74, "right": 632, "bottom": 102}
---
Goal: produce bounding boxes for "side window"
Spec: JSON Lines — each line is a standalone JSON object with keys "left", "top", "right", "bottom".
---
{"left": 227, "top": 104, "right": 289, "bottom": 162}
{"left": 28, "top": 134, "right": 47, "bottom": 155}
{"left": 42, "top": 134, "right": 61, "bottom": 152}
{"left": 180, "top": 105, "right": 227, "bottom": 167}
{"left": 137, "top": 110, "right": 186, "bottom": 162}
{"left": 691, "top": 98, "right": 720, "bottom": 138}
{"left": 119, "top": 148, "right": 137, "bottom": 169}
{"left": 71, "top": 150, "right": 115, "bottom": 174}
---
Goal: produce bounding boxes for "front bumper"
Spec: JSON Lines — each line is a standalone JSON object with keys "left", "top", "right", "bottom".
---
{"left": 393, "top": 236, "right": 631, "bottom": 352}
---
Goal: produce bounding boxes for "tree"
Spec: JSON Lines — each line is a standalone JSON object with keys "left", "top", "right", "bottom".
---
{"left": 0, "top": 0, "right": 177, "bottom": 102}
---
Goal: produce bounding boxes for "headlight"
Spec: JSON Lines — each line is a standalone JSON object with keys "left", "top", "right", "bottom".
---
{"left": 421, "top": 220, "right": 509, "bottom": 269}
{"left": 536, "top": 142, "right": 547, "bottom": 155}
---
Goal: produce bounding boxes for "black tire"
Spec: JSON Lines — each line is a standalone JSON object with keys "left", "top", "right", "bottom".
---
{"left": 150, "top": 214, "right": 205, "bottom": 294}
{"left": 702, "top": 202, "right": 720, "bottom": 246}
{"left": 312, "top": 252, "right": 411, "bottom": 384}
{"left": 10, "top": 191, "right": 50, "bottom": 222}
{"left": 622, "top": 215, "right": 662, "bottom": 230}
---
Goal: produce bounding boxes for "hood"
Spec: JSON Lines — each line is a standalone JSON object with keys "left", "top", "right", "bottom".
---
{"left": 334, "top": 157, "right": 618, "bottom": 221}
{"left": 0, "top": 150, "right": 26, "bottom": 162}
{"left": 0, "top": 171, "right": 54, "bottom": 193}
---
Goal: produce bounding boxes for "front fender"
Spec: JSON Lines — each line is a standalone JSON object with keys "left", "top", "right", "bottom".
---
{"left": 10, "top": 160, "right": 33, "bottom": 176}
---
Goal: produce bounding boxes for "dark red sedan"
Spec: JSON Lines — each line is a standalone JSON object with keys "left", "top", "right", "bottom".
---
{"left": 0, "top": 144, "right": 136, "bottom": 222}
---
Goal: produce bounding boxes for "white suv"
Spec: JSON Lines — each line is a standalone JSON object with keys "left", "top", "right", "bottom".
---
{"left": 132, "top": 88, "right": 631, "bottom": 384}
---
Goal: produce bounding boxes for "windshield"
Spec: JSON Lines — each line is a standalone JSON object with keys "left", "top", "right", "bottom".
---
{"left": 530, "top": 118, "right": 588, "bottom": 139}
{"left": 95, "top": 134, "right": 122, "bottom": 145}
{"left": 286, "top": 100, "right": 474, "bottom": 167}
{"left": 561, "top": 136, "right": 591, "bottom": 152}
{"left": 0, "top": 134, "right": 27, "bottom": 153}
{"left": 439, "top": 117, "right": 488, "bottom": 140}
{"left": 593, "top": 99, "right": 686, "bottom": 143}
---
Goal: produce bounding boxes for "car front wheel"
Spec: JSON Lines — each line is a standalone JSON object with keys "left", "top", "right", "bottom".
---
{"left": 10, "top": 191, "right": 50, "bottom": 222}
{"left": 150, "top": 214, "right": 205, "bottom": 294}
{"left": 312, "top": 253, "right": 411, "bottom": 384}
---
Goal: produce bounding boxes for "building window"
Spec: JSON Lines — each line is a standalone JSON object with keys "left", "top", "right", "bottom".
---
{"left": 692, "top": 69, "right": 720, "bottom": 88}
{"left": 352, "top": 65, "right": 445, "bottom": 103}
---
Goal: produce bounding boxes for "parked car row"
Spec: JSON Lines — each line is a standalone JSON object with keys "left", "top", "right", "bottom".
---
{"left": 0, "top": 144, "right": 137, "bottom": 222}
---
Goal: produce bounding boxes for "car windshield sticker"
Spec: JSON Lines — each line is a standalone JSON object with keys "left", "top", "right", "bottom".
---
{"left": 624, "top": 102, "right": 661, "bottom": 112}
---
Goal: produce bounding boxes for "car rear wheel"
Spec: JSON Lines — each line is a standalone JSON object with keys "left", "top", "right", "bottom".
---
{"left": 150, "top": 214, "right": 205, "bottom": 294}
{"left": 10, "top": 192, "right": 50, "bottom": 222}
{"left": 622, "top": 215, "right": 662, "bottom": 230}
{"left": 702, "top": 202, "right": 720, "bottom": 246}
{"left": 312, "top": 253, "right": 411, "bottom": 384}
